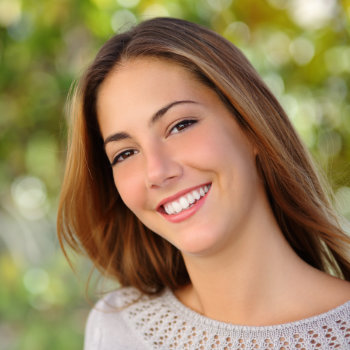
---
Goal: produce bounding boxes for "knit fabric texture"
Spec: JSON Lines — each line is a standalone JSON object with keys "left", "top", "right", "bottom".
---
{"left": 84, "top": 287, "right": 350, "bottom": 349}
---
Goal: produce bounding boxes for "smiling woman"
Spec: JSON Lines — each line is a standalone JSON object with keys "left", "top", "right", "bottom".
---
{"left": 57, "top": 17, "right": 350, "bottom": 349}
{"left": 97, "top": 58, "right": 262, "bottom": 255}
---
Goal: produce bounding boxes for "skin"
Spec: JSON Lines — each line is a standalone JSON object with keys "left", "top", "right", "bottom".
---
{"left": 97, "top": 57, "right": 350, "bottom": 326}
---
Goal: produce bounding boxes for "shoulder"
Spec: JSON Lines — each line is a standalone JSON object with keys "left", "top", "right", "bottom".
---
{"left": 93, "top": 286, "right": 143, "bottom": 310}
{"left": 310, "top": 273, "right": 350, "bottom": 312}
{"left": 290, "top": 264, "right": 350, "bottom": 320}
{"left": 84, "top": 287, "right": 151, "bottom": 350}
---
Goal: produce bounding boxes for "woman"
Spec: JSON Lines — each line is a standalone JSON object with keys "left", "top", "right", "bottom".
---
{"left": 57, "top": 17, "right": 350, "bottom": 349}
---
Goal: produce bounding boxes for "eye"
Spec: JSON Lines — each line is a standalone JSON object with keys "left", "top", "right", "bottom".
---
{"left": 111, "top": 149, "right": 138, "bottom": 166}
{"left": 169, "top": 119, "right": 197, "bottom": 135}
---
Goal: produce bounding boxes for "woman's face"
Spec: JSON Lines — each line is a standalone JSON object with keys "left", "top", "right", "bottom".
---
{"left": 97, "top": 58, "right": 265, "bottom": 256}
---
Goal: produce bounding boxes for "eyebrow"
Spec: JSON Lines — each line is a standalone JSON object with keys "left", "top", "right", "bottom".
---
{"left": 103, "top": 100, "right": 197, "bottom": 147}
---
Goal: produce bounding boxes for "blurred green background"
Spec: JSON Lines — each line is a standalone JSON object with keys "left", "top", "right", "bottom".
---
{"left": 0, "top": 0, "right": 349, "bottom": 349}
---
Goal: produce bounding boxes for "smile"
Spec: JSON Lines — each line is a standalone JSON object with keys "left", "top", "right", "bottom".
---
{"left": 157, "top": 183, "right": 211, "bottom": 223}
{"left": 163, "top": 184, "right": 211, "bottom": 215}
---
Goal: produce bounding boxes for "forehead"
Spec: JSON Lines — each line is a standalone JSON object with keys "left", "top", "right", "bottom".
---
{"left": 98, "top": 57, "right": 201, "bottom": 101}
{"left": 96, "top": 58, "right": 216, "bottom": 127}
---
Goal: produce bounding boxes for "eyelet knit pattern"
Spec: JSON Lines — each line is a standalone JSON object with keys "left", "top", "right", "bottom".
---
{"left": 84, "top": 287, "right": 350, "bottom": 350}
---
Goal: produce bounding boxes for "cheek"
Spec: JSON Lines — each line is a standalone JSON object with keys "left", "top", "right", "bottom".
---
{"left": 113, "top": 166, "right": 146, "bottom": 214}
{"left": 191, "top": 125, "right": 257, "bottom": 184}
{"left": 176, "top": 127, "right": 222, "bottom": 164}
{"left": 182, "top": 126, "right": 237, "bottom": 166}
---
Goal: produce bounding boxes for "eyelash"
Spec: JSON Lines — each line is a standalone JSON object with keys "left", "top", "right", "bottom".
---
{"left": 168, "top": 118, "right": 198, "bottom": 135}
{"left": 111, "top": 149, "right": 138, "bottom": 166}
{"left": 111, "top": 119, "right": 198, "bottom": 166}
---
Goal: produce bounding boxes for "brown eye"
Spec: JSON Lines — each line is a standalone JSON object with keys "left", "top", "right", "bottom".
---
{"left": 112, "top": 149, "right": 138, "bottom": 166}
{"left": 169, "top": 119, "right": 197, "bottom": 135}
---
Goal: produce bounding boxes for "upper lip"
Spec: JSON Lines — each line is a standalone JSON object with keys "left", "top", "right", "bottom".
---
{"left": 156, "top": 182, "right": 212, "bottom": 210}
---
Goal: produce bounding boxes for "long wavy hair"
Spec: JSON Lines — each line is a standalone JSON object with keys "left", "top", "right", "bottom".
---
{"left": 57, "top": 17, "right": 350, "bottom": 294}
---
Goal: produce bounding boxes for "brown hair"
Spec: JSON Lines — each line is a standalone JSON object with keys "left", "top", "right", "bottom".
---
{"left": 57, "top": 17, "right": 350, "bottom": 295}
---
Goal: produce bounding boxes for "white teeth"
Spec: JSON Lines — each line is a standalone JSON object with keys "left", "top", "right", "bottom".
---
{"left": 172, "top": 201, "right": 182, "bottom": 213}
{"left": 162, "top": 184, "right": 211, "bottom": 215}
{"left": 179, "top": 197, "right": 189, "bottom": 209}
{"left": 187, "top": 193, "right": 195, "bottom": 204}
{"left": 164, "top": 203, "right": 175, "bottom": 215}
{"left": 193, "top": 190, "right": 200, "bottom": 200}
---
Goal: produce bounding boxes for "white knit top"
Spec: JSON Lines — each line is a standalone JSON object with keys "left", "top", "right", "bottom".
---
{"left": 84, "top": 287, "right": 350, "bottom": 349}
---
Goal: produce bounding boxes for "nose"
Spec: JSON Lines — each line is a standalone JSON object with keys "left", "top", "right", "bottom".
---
{"left": 144, "top": 143, "right": 183, "bottom": 189}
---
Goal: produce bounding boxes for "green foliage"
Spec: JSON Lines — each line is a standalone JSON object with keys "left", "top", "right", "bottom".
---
{"left": 0, "top": 0, "right": 349, "bottom": 349}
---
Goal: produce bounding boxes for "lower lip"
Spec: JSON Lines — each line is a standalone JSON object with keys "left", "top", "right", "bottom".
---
{"left": 159, "top": 189, "right": 210, "bottom": 223}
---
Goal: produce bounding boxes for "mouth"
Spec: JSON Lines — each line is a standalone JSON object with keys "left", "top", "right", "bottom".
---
{"left": 157, "top": 183, "right": 211, "bottom": 218}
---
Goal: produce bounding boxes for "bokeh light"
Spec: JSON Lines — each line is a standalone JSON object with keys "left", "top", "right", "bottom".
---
{"left": 11, "top": 176, "right": 48, "bottom": 220}
{"left": 111, "top": 9, "right": 137, "bottom": 32}
{"left": 0, "top": 0, "right": 22, "bottom": 27}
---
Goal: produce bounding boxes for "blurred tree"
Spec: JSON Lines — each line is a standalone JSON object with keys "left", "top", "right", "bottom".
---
{"left": 0, "top": 0, "right": 349, "bottom": 349}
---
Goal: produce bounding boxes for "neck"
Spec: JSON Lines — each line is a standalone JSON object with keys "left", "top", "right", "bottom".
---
{"left": 176, "top": 202, "right": 316, "bottom": 325}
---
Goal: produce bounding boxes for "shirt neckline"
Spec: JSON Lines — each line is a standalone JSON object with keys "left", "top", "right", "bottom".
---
{"left": 160, "top": 288, "right": 350, "bottom": 333}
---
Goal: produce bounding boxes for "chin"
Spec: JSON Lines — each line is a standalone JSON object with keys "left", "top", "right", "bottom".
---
{"left": 169, "top": 228, "right": 229, "bottom": 257}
